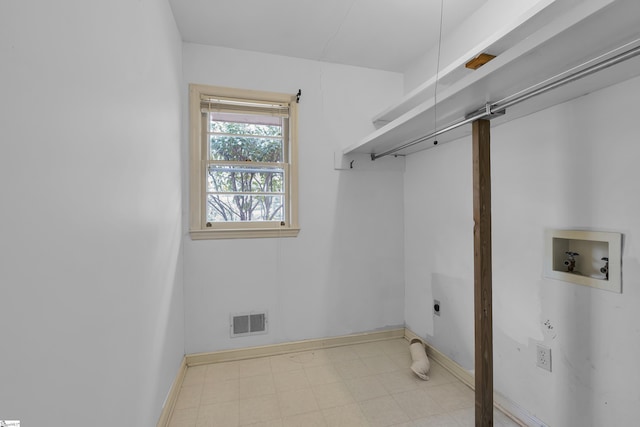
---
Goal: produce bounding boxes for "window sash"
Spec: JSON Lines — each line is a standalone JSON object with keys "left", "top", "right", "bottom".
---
{"left": 203, "top": 164, "right": 289, "bottom": 224}
{"left": 201, "top": 160, "right": 291, "bottom": 225}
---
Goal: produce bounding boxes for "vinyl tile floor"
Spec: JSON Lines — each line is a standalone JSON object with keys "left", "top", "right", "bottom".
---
{"left": 168, "top": 338, "right": 521, "bottom": 427}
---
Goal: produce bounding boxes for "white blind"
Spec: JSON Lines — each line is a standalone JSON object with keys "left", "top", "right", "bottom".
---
{"left": 201, "top": 95, "right": 289, "bottom": 117}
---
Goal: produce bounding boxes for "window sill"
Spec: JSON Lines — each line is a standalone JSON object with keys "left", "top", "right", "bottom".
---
{"left": 189, "top": 227, "right": 300, "bottom": 240}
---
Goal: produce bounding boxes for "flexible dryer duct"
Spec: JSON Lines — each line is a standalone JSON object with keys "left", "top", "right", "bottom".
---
{"left": 409, "top": 338, "right": 430, "bottom": 380}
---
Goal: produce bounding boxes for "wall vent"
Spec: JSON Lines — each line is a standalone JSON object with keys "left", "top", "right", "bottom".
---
{"left": 230, "top": 312, "right": 268, "bottom": 337}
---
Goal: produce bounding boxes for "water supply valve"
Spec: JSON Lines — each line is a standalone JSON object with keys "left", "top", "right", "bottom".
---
{"left": 564, "top": 251, "right": 579, "bottom": 272}
{"left": 600, "top": 257, "right": 609, "bottom": 280}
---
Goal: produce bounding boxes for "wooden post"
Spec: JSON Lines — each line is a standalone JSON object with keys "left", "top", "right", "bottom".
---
{"left": 473, "top": 119, "right": 493, "bottom": 426}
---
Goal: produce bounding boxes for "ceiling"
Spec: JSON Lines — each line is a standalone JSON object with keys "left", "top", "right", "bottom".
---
{"left": 168, "top": 0, "right": 488, "bottom": 72}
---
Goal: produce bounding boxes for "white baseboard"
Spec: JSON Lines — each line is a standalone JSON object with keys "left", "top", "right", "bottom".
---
{"left": 186, "top": 328, "right": 405, "bottom": 366}
{"left": 404, "top": 328, "right": 548, "bottom": 427}
{"left": 156, "top": 357, "right": 187, "bottom": 427}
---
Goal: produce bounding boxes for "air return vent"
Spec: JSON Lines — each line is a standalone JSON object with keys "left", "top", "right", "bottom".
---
{"left": 230, "top": 312, "right": 268, "bottom": 337}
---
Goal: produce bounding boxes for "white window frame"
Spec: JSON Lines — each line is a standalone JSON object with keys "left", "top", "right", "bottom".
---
{"left": 189, "top": 84, "right": 299, "bottom": 239}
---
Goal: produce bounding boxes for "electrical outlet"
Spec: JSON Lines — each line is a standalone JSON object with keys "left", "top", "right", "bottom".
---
{"left": 537, "top": 344, "right": 552, "bottom": 371}
{"left": 433, "top": 299, "right": 441, "bottom": 316}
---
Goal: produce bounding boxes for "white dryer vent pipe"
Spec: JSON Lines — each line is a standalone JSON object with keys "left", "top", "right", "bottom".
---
{"left": 409, "top": 338, "right": 430, "bottom": 380}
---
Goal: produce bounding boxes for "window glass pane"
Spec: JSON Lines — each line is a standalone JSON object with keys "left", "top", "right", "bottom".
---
{"left": 208, "top": 112, "right": 284, "bottom": 162}
{"left": 206, "top": 165, "right": 284, "bottom": 193}
{"left": 206, "top": 194, "right": 284, "bottom": 222}
{"left": 209, "top": 135, "right": 283, "bottom": 162}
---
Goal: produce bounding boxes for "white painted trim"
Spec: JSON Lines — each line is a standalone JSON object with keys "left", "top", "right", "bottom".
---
{"left": 189, "top": 227, "right": 300, "bottom": 240}
{"left": 156, "top": 357, "right": 187, "bottom": 427}
{"left": 186, "top": 328, "right": 404, "bottom": 366}
{"left": 494, "top": 395, "right": 549, "bottom": 427}
{"left": 404, "top": 328, "right": 549, "bottom": 427}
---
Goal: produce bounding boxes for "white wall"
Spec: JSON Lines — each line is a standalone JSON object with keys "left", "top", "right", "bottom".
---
{"left": 182, "top": 44, "right": 406, "bottom": 354}
{"left": 404, "top": 75, "right": 640, "bottom": 426}
{"left": 0, "top": 1, "right": 185, "bottom": 426}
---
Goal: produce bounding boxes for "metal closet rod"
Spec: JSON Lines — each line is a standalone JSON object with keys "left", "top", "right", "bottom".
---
{"left": 371, "top": 40, "right": 640, "bottom": 161}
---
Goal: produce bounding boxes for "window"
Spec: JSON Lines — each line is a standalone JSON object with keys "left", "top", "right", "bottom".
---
{"left": 189, "top": 84, "right": 299, "bottom": 239}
